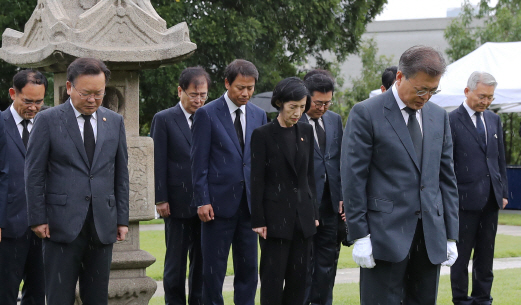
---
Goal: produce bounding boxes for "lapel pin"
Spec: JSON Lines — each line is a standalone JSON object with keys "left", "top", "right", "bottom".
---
{"left": 494, "top": 134, "right": 497, "bottom": 138}
{"left": 301, "top": 137, "right": 304, "bottom": 141}
{"left": 103, "top": 117, "right": 107, "bottom": 122}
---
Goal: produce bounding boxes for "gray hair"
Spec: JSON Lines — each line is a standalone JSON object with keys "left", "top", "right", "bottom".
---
{"left": 467, "top": 71, "right": 498, "bottom": 90}
{"left": 398, "top": 45, "right": 446, "bottom": 79}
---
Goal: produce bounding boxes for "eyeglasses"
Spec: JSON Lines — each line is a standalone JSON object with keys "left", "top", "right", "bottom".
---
{"left": 72, "top": 83, "right": 106, "bottom": 100}
{"left": 22, "top": 100, "right": 44, "bottom": 106}
{"left": 478, "top": 95, "right": 495, "bottom": 102}
{"left": 405, "top": 78, "right": 441, "bottom": 97}
{"left": 183, "top": 90, "right": 208, "bottom": 102}
{"left": 313, "top": 100, "right": 333, "bottom": 108}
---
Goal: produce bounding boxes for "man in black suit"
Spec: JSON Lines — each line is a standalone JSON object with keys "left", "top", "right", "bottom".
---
{"left": 449, "top": 72, "right": 508, "bottom": 305}
{"left": 0, "top": 111, "right": 9, "bottom": 272}
{"left": 26, "top": 58, "right": 129, "bottom": 305}
{"left": 300, "top": 70, "right": 345, "bottom": 305}
{"left": 191, "top": 60, "right": 267, "bottom": 305}
{"left": 341, "top": 46, "right": 459, "bottom": 305}
{"left": 150, "top": 67, "right": 210, "bottom": 305}
{"left": 0, "top": 70, "right": 47, "bottom": 305}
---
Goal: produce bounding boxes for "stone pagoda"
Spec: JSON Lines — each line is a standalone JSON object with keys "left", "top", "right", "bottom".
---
{"left": 0, "top": 0, "right": 197, "bottom": 303}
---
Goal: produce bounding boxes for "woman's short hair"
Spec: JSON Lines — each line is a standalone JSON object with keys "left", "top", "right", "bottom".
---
{"left": 271, "top": 77, "right": 311, "bottom": 113}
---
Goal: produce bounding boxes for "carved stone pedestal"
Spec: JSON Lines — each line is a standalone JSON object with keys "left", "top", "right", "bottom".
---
{"left": 0, "top": 1, "right": 196, "bottom": 304}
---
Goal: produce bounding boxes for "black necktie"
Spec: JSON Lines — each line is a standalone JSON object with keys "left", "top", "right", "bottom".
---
{"left": 82, "top": 114, "right": 95, "bottom": 167}
{"left": 234, "top": 109, "right": 244, "bottom": 151}
{"left": 189, "top": 114, "right": 194, "bottom": 130}
{"left": 404, "top": 107, "right": 423, "bottom": 166}
{"left": 475, "top": 111, "right": 487, "bottom": 148}
{"left": 21, "top": 120, "right": 30, "bottom": 148}
{"left": 312, "top": 118, "right": 326, "bottom": 155}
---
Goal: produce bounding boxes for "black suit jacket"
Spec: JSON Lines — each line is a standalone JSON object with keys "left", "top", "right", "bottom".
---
{"left": 250, "top": 120, "right": 318, "bottom": 240}
{"left": 299, "top": 111, "right": 343, "bottom": 213}
{"left": 449, "top": 104, "right": 508, "bottom": 210}
{"left": 150, "top": 103, "right": 196, "bottom": 218}
{"left": 25, "top": 100, "right": 129, "bottom": 244}
{"left": 341, "top": 90, "right": 459, "bottom": 264}
{"left": 0, "top": 111, "right": 8, "bottom": 231}
{"left": 1, "top": 108, "right": 30, "bottom": 238}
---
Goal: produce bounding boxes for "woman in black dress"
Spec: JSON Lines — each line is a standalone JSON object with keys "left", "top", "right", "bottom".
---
{"left": 251, "top": 77, "right": 318, "bottom": 305}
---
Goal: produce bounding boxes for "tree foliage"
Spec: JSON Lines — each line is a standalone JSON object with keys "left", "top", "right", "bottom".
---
{"left": 140, "top": 0, "right": 386, "bottom": 134}
{"left": 0, "top": 0, "right": 40, "bottom": 110}
{"left": 445, "top": 0, "right": 521, "bottom": 62}
{"left": 330, "top": 38, "right": 394, "bottom": 125}
{"left": 444, "top": 0, "right": 521, "bottom": 164}
{"left": 0, "top": 0, "right": 387, "bottom": 134}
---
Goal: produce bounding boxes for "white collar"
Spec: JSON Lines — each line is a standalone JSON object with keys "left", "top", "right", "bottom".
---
{"left": 10, "top": 104, "right": 32, "bottom": 125}
{"left": 391, "top": 84, "right": 422, "bottom": 114}
{"left": 224, "top": 91, "right": 246, "bottom": 114}
{"left": 70, "top": 100, "right": 97, "bottom": 120}
{"left": 305, "top": 113, "right": 322, "bottom": 122}
{"left": 463, "top": 100, "right": 480, "bottom": 118}
{"left": 179, "top": 102, "right": 192, "bottom": 121}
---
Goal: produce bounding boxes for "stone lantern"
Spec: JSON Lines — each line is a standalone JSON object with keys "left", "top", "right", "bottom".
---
{"left": 0, "top": 0, "right": 196, "bottom": 303}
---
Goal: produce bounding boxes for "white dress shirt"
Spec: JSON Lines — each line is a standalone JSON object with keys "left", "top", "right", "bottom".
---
{"left": 10, "top": 105, "right": 33, "bottom": 137}
{"left": 71, "top": 100, "right": 98, "bottom": 143}
{"left": 463, "top": 100, "right": 487, "bottom": 143}
{"left": 392, "top": 84, "right": 423, "bottom": 135}
{"left": 305, "top": 113, "right": 325, "bottom": 149}
{"left": 224, "top": 91, "right": 246, "bottom": 142}
{"left": 179, "top": 102, "right": 193, "bottom": 129}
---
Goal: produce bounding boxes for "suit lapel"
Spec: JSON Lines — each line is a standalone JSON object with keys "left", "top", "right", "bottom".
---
{"left": 457, "top": 104, "right": 485, "bottom": 153}
{"left": 294, "top": 123, "right": 306, "bottom": 173}
{"left": 244, "top": 103, "right": 256, "bottom": 156}
{"left": 3, "top": 109, "right": 26, "bottom": 156}
{"left": 61, "top": 100, "right": 90, "bottom": 168}
{"left": 91, "top": 107, "right": 107, "bottom": 167}
{"left": 383, "top": 92, "right": 421, "bottom": 172}
{"left": 299, "top": 114, "right": 322, "bottom": 157}
{"left": 172, "top": 104, "right": 192, "bottom": 145}
{"left": 323, "top": 111, "right": 334, "bottom": 157}
{"left": 420, "top": 103, "right": 434, "bottom": 171}
{"left": 216, "top": 97, "right": 243, "bottom": 157}
{"left": 271, "top": 120, "right": 297, "bottom": 175}
{"left": 484, "top": 110, "right": 495, "bottom": 154}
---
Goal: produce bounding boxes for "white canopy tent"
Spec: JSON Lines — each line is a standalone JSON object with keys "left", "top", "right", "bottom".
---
{"left": 368, "top": 42, "right": 521, "bottom": 112}
{"left": 429, "top": 42, "right": 521, "bottom": 111}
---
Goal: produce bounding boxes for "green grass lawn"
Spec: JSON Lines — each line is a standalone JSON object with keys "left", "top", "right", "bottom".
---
{"left": 140, "top": 230, "right": 521, "bottom": 281}
{"left": 140, "top": 218, "right": 165, "bottom": 225}
{"left": 498, "top": 212, "right": 521, "bottom": 226}
{"left": 148, "top": 267, "right": 521, "bottom": 305}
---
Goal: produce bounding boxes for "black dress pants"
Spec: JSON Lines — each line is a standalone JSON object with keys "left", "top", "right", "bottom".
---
{"left": 308, "top": 180, "right": 340, "bottom": 305}
{"left": 360, "top": 219, "right": 441, "bottom": 305}
{"left": 43, "top": 205, "right": 113, "bottom": 305}
{"left": 259, "top": 218, "right": 313, "bottom": 305}
{"left": 0, "top": 228, "right": 45, "bottom": 305}
{"left": 450, "top": 194, "right": 499, "bottom": 305}
{"left": 163, "top": 215, "right": 203, "bottom": 305}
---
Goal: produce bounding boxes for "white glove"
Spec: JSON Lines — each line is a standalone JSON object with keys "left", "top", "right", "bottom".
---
{"left": 352, "top": 235, "right": 376, "bottom": 268}
{"left": 442, "top": 240, "right": 458, "bottom": 267}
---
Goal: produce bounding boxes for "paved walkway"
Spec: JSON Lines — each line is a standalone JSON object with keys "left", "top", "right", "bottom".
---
{"left": 146, "top": 218, "right": 521, "bottom": 298}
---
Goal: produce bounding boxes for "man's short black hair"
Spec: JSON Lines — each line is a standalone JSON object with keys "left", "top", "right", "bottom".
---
{"left": 179, "top": 67, "right": 211, "bottom": 91}
{"left": 224, "top": 59, "right": 259, "bottom": 85}
{"left": 271, "top": 77, "right": 311, "bottom": 113}
{"left": 382, "top": 66, "right": 398, "bottom": 90}
{"left": 303, "top": 69, "right": 335, "bottom": 95}
{"left": 399, "top": 45, "right": 446, "bottom": 79}
{"left": 67, "top": 57, "right": 111, "bottom": 84}
{"left": 13, "top": 69, "right": 48, "bottom": 93}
